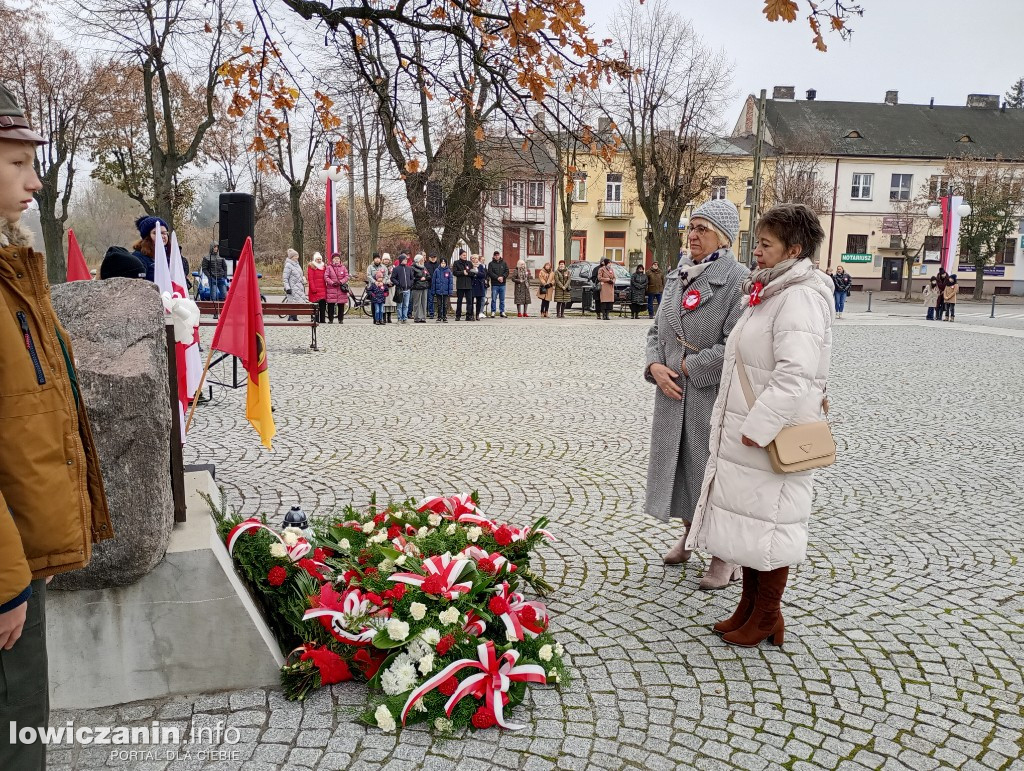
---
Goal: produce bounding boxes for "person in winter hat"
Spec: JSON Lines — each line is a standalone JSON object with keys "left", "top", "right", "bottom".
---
{"left": 324, "top": 253, "right": 350, "bottom": 324}
{"left": 646, "top": 196, "right": 748, "bottom": 591}
{"left": 307, "top": 252, "right": 327, "bottom": 322}
{"left": 131, "top": 214, "right": 170, "bottom": 282}
{"left": 0, "top": 82, "right": 112, "bottom": 771}
{"left": 282, "top": 248, "right": 307, "bottom": 321}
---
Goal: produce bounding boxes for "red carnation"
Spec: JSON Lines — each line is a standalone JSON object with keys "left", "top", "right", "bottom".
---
{"left": 477, "top": 557, "right": 496, "bottom": 574}
{"left": 353, "top": 648, "right": 370, "bottom": 665}
{"left": 373, "top": 513, "right": 386, "bottom": 525}
{"left": 471, "top": 707, "right": 497, "bottom": 729}
{"left": 436, "top": 634, "right": 456, "bottom": 656}
{"left": 357, "top": 555, "right": 368, "bottom": 565}
{"left": 480, "top": 522, "right": 493, "bottom": 533}
{"left": 421, "top": 574, "right": 446, "bottom": 595}
{"left": 365, "top": 592, "right": 383, "bottom": 607}
{"left": 267, "top": 566, "right": 288, "bottom": 587}
{"left": 391, "top": 583, "right": 406, "bottom": 600}
{"left": 493, "top": 526, "right": 513, "bottom": 546}
{"left": 363, "top": 566, "right": 378, "bottom": 576}
{"left": 438, "top": 676, "right": 458, "bottom": 696}
{"left": 519, "top": 605, "right": 537, "bottom": 624}
{"left": 387, "top": 525, "right": 401, "bottom": 539}
{"left": 342, "top": 570, "right": 359, "bottom": 584}
{"left": 301, "top": 647, "right": 352, "bottom": 685}
{"left": 313, "top": 547, "right": 334, "bottom": 561}
{"left": 488, "top": 596, "right": 510, "bottom": 615}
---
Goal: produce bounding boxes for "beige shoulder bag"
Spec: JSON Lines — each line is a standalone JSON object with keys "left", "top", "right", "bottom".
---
{"left": 734, "top": 350, "right": 836, "bottom": 474}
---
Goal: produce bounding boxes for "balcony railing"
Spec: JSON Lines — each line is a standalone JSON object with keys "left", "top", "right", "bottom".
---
{"left": 502, "top": 205, "right": 546, "bottom": 224}
{"left": 597, "top": 200, "right": 633, "bottom": 219}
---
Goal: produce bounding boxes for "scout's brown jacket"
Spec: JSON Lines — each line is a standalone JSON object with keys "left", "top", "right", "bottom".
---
{"left": 0, "top": 220, "right": 111, "bottom": 606}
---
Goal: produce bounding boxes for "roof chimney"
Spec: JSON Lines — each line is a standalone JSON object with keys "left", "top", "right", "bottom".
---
{"left": 806, "top": 89, "right": 817, "bottom": 101}
{"left": 966, "top": 94, "right": 1000, "bottom": 109}
{"left": 772, "top": 86, "right": 795, "bottom": 101}
{"left": 884, "top": 90, "right": 898, "bottom": 106}
{"left": 929, "top": 97, "right": 934, "bottom": 109}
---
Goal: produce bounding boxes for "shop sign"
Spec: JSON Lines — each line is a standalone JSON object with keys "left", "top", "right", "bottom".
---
{"left": 957, "top": 264, "right": 1006, "bottom": 277}
{"left": 841, "top": 253, "right": 873, "bottom": 263}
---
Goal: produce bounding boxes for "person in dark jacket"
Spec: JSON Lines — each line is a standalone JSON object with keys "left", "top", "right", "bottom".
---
{"left": 202, "top": 243, "right": 229, "bottom": 300}
{"left": 425, "top": 253, "right": 440, "bottom": 318}
{"left": 487, "top": 250, "right": 509, "bottom": 317}
{"left": 100, "top": 245, "right": 146, "bottom": 280}
{"left": 831, "top": 265, "right": 852, "bottom": 318}
{"left": 935, "top": 268, "right": 949, "bottom": 321}
{"left": 391, "top": 253, "right": 414, "bottom": 323}
{"left": 131, "top": 215, "right": 169, "bottom": 282}
{"left": 629, "top": 264, "right": 649, "bottom": 319}
{"left": 589, "top": 262, "right": 601, "bottom": 314}
{"left": 470, "top": 253, "right": 489, "bottom": 320}
{"left": 431, "top": 257, "right": 454, "bottom": 323}
{"left": 411, "top": 253, "right": 431, "bottom": 323}
{"left": 367, "top": 274, "right": 389, "bottom": 325}
{"left": 646, "top": 262, "right": 665, "bottom": 318}
{"left": 452, "top": 248, "right": 474, "bottom": 321}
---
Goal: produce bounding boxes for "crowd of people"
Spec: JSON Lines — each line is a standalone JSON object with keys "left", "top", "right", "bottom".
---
{"left": 923, "top": 269, "right": 959, "bottom": 321}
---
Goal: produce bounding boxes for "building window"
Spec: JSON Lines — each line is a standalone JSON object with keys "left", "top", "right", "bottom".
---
{"left": 510, "top": 180, "right": 525, "bottom": 207}
{"left": 605, "top": 173, "right": 622, "bottom": 202}
{"left": 929, "top": 175, "right": 951, "bottom": 200}
{"left": 528, "top": 181, "right": 545, "bottom": 208}
{"left": 996, "top": 237, "right": 1016, "bottom": 265}
{"left": 711, "top": 177, "right": 728, "bottom": 200}
{"left": 490, "top": 182, "right": 507, "bottom": 207}
{"left": 738, "top": 231, "right": 750, "bottom": 258}
{"left": 923, "top": 235, "right": 943, "bottom": 262}
{"left": 572, "top": 173, "right": 587, "bottom": 202}
{"left": 846, "top": 234, "right": 868, "bottom": 254}
{"left": 603, "top": 231, "right": 625, "bottom": 263}
{"left": 527, "top": 229, "right": 545, "bottom": 256}
{"left": 745, "top": 178, "right": 753, "bottom": 206}
{"left": 889, "top": 234, "right": 903, "bottom": 250}
{"left": 890, "top": 173, "right": 913, "bottom": 201}
{"left": 850, "top": 173, "right": 873, "bottom": 200}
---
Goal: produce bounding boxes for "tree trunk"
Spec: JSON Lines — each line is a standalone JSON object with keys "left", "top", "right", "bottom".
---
{"left": 36, "top": 178, "right": 67, "bottom": 285}
{"left": 153, "top": 161, "right": 176, "bottom": 231}
{"left": 650, "top": 227, "right": 680, "bottom": 270}
{"left": 974, "top": 264, "right": 985, "bottom": 301}
{"left": 290, "top": 183, "right": 304, "bottom": 255}
{"left": 903, "top": 257, "right": 915, "bottom": 300}
{"left": 367, "top": 216, "right": 380, "bottom": 260}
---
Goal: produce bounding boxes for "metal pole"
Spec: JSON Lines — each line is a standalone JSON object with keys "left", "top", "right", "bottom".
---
{"left": 347, "top": 114, "right": 356, "bottom": 276}
{"left": 867, "top": 290, "right": 872, "bottom": 313}
{"left": 747, "top": 89, "right": 767, "bottom": 267}
{"left": 990, "top": 294, "right": 997, "bottom": 319}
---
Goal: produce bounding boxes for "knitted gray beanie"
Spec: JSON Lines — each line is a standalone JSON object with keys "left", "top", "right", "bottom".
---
{"left": 689, "top": 199, "right": 740, "bottom": 247}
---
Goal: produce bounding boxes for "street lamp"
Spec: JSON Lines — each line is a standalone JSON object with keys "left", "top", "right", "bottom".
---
{"left": 928, "top": 202, "right": 971, "bottom": 219}
{"left": 317, "top": 168, "right": 330, "bottom": 184}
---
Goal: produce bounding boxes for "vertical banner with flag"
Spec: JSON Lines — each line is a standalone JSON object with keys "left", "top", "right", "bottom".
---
{"left": 940, "top": 195, "right": 964, "bottom": 274}
{"left": 210, "top": 237, "right": 275, "bottom": 449}
{"left": 325, "top": 175, "right": 338, "bottom": 258}
{"left": 152, "top": 224, "right": 188, "bottom": 443}
{"left": 66, "top": 229, "right": 91, "bottom": 282}
{"left": 169, "top": 233, "right": 203, "bottom": 404}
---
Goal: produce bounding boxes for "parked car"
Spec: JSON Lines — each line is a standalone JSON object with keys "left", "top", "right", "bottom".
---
{"left": 566, "top": 261, "right": 632, "bottom": 310}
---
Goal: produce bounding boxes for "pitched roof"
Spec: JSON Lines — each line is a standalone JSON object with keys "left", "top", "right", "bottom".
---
{"left": 760, "top": 99, "right": 1024, "bottom": 160}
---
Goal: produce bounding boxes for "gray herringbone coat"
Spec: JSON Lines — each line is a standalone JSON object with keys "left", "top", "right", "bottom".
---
{"left": 644, "top": 251, "right": 749, "bottom": 522}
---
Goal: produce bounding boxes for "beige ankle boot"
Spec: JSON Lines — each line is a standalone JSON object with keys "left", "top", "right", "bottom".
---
{"left": 662, "top": 525, "right": 692, "bottom": 565}
{"left": 698, "top": 556, "right": 742, "bottom": 591}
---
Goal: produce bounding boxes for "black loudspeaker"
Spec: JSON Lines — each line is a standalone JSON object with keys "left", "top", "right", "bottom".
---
{"left": 218, "top": 192, "right": 255, "bottom": 261}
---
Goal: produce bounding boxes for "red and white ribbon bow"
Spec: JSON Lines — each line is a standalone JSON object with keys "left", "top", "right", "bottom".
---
{"left": 417, "top": 494, "right": 494, "bottom": 528}
{"left": 226, "top": 518, "right": 320, "bottom": 563}
{"left": 303, "top": 588, "right": 378, "bottom": 646}
{"left": 389, "top": 553, "right": 473, "bottom": 600}
{"left": 748, "top": 281, "right": 765, "bottom": 307}
{"left": 400, "top": 640, "right": 547, "bottom": 729}
{"left": 509, "top": 524, "right": 555, "bottom": 543}
{"left": 463, "top": 609, "right": 487, "bottom": 637}
{"left": 491, "top": 582, "right": 548, "bottom": 641}
{"left": 459, "top": 546, "right": 511, "bottom": 573}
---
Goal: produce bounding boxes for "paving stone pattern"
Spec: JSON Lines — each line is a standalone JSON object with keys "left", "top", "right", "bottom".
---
{"left": 57, "top": 318, "right": 1024, "bottom": 770}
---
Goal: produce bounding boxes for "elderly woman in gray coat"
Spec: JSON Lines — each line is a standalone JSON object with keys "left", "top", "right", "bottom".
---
{"left": 282, "top": 248, "right": 307, "bottom": 322}
{"left": 644, "top": 199, "right": 749, "bottom": 590}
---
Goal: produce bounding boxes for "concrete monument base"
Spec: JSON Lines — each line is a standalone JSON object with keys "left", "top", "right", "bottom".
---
{"left": 47, "top": 469, "right": 283, "bottom": 710}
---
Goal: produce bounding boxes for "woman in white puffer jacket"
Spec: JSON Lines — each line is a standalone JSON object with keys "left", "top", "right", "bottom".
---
{"left": 686, "top": 203, "right": 834, "bottom": 649}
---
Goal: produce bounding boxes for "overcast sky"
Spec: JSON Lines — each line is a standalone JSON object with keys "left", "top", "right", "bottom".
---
{"left": 583, "top": 0, "right": 1023, "bottom": 125}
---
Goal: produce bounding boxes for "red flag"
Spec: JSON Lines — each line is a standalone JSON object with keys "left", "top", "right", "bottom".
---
{"left": 210, "top": 238, "right": 275, "bottom": 448}
{"left": 66, "top": 229, "right": 91, "bottom": 282}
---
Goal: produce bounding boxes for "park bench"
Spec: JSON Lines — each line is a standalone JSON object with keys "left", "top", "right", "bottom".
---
{"left": 196, "top": 300, "right": 319, "bottom": 351}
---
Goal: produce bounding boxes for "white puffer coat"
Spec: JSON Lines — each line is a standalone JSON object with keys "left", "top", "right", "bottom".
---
{"left": 685, "top": 259, "right": 834, "bottom": 571}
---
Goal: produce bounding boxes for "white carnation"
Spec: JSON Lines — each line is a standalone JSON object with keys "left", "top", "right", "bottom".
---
{"left": 283, "top": 526, "right": 304, "bottom": 537}
{"left": 539, "top": 644, "right": 553, "bottom": 662}
{"left": 395, "top": 554, "right": 407, "bottom": 566}
{"left": 421, "top": 627, "right": 441, "bottom": 646}
{"left": 417, "top": 526, "right": 428, "bottom": 538}
{"left": 378, "top": 559, "right": 395, "bottom": 574}
{"left": 269, "top": 543, "right": 287, "bottom": 558}
{"left": 281, "top": 531, "right": 299, "bottom": 546}
{"left": 387, "top": 619, "right": 410, "bottom": 641}
{"left": 418, "top": 654, "right": 434, "bottom": 675}
{"left": 438, "top": 608, "right": 460, "bottom": 626}
{"left": 338, "top": 538, "right": 351, "bottom": 551}
{"left": 554, "top": 642, "right": 564, "bottom": 656}
{"left": 466, "top": 527, "right": 482, "bottom": 543}
{"left": 375, "top": 704, "right": 396, "bottom": 732}
{"left": 407, "top": 638, "right": 429, "bottom": 660}
{"left": 445, "top": 524, "right": 457, "bottom": 535}
{"left": 434, "top": 717, "right": 453, "bottom": 732}
{"left": 370, "top": 531, "right": 388, "bottom": 544}
{"left": 361, "top": 521, "right": 376, "bottom": 534}
{"left": 410, "top": 602, "right": 427, "bottom": 621}
{"left": 428, "top": 513, "right": 442, "bottom": 527}
{"left": 413, "top": 699, "right": 427, "bottom": 712}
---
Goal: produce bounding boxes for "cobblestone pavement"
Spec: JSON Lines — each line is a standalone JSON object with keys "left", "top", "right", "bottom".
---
{"left": 57, "top": 317, "right": 1024, "bottom": 770}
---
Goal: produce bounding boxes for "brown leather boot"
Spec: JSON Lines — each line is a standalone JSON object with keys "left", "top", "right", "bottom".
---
{"left": 662, "top": 524, "right": 691, "bottom": 564}
{"left": 713, "top": 567, "right": 758, "bottom": 636}
{"left": 698, "top": 556, "right": 741, "bottom": 591}
{"left": 722, "top": 566, "right": 788, "bottom": 648}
